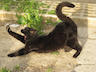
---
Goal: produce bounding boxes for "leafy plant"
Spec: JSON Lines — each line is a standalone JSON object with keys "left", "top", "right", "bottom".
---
{"left": 0, "top": 0, "right": 58, "bottom": 35}
{"left": 16, "top": 0, "right": 44, "bottom": 35}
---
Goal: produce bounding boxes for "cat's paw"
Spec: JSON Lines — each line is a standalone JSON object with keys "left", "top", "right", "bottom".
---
{"left": 8, "top": 53, "right": 16, "bottom": 57}
{"left": 6, "top": 24, "right": 11, "bottom": 32}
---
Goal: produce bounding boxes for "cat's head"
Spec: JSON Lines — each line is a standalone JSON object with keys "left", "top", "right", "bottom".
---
{"left": 21, "top": 27, "right": 37, "bottom": 36}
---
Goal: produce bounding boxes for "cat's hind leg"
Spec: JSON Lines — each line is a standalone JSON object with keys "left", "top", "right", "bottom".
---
{"left": 67, "top": 38, "right": 82, "bottom": 58}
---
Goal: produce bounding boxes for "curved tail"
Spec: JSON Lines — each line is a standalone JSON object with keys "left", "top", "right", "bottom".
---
{"left": 56, "top": 2, "right": 75, "bottom": 22}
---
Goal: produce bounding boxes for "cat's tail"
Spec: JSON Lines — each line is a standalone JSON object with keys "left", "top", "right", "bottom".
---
{"left": 56, "top": 2, "right": 75, "bottom": 22}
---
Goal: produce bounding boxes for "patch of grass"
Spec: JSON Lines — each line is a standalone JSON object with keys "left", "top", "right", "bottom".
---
{"left": 48, "top": 10, "right": 55, "bottom": 15}
{"left": 15, "top": 65, "right": 20, "bottom": 70}
{"left": 46, "top": 67, "right": 53, "bottom": 72}
{"left": 0, "top": 68, "right": 11, "bottom": 72}
{"left": 51, "top": 51, "right": 59, "bottom": 55}
{"left": 40, "top": 9, "right": 48, "bottom": 14}
{"left": 0, "top": 65, "right": 21, "bottom": 72}
{"left": 0, "top": 0, "right": 49, "bottom": 13}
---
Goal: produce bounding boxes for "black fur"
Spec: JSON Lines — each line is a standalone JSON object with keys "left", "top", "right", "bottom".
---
{"left": 7, "top": 2, "right": 82, "bottom": 58}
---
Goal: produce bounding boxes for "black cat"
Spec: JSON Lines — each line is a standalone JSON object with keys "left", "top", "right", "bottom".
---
{"left": 6, "top": 2, "right": 82, "bottom": 58}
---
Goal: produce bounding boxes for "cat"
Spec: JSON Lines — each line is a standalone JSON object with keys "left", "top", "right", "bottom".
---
{"left": 7, "top": 2, "right": 82, "bottom": 58}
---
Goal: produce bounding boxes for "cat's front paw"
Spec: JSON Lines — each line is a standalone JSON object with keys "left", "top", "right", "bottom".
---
{"left": 8, "top": 53, "right": 16, "bottom": 57}
{"left": 6, "top": 24, "right": 11, "bottom": 32}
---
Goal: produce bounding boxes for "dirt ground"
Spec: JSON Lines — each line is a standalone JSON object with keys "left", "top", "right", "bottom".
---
{"left": 0, "top": 25, "right": 78, "bottom": 72}
{"left": 0, "top": 17, "right": 96, "bottom": 72}
{"left": 0, "top": 16, "right": 96, "bottom": 72}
